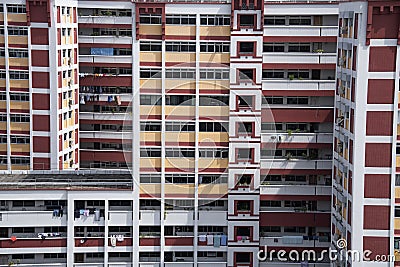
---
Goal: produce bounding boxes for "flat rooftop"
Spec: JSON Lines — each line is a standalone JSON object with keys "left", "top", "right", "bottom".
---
{"left": 0, "top": 170, "right": 133, "bottom": 190}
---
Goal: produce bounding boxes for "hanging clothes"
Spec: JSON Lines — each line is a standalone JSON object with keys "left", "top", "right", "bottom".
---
{"left": 115, "top": 95, "right": 121, "bottom": 106}
{"left": 198, "top": 235, "right": 206, "bottom": 242}
{"left": 80, "top": 95, "right": 85, "bottom": 104}
{"left": 116, "top": 235, "right": 124, "bottom": 242}
{"left": 221, "top": 234, "right": 227, "bottom": 246}
{"left": 110, "top": 236, "right": 117, "bottom": 247}
{"left": 206, "top": 234, "right": 213, "bottom": 245}
{"left": 74, "top": 210, "right": 80, "bottom": 219}
{"left": 213, "top": 235, "right": 221, "bottom": 248}
{"left": 108, "top": 96, "right": 113, "bottom": 102}
{"left": 94, "top": 209, "right": 100, "bottom": 221}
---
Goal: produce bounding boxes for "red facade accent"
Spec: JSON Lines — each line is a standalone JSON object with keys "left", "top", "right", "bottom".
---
{"left": 164, "top": 237, "right": 193, "bottom": 246}
{"left": 365, "top": 143, "right": 392, "bottom": 167}
{"left": 31, "top": 28, "right": 49, "bottom": 45}
{"left": 33, "top": 157, "right": 50, "bottom": 170}
{"left": 31, "top": 50, "right": 49, "bottom": 67}
{"left": 32, "top": 115, "right": 50, "bottom": 131}
{"left": 364, "top": 174, "right": 391, "bottom": 198}
{"left": 259, "top": 212, "right": 330, "bottom": 227}
{"left": 32, "top": 93, "right": 50, "bottom": 110}
{"left": 32, "top": 72, "right": 50, "bottom": 89}
{"left": 264, "top": 109, "right": 333, "bottom": 123}
{"left": 364, "top": 205, "right": 390, "bottom": 230}
{"left": 367, "top": 79, "right": 394, "bottom": 104}
{"left": 366, "top": 111, "right": 393, "bottom": 136}
{"left": 369, "top": 46, "right": 397, "bottom": 72}
{"left": 33, "top": 136, "right": 50, "bottom": 153}
{"left": 363, "top": 236, "right": 389, "bottom": 259}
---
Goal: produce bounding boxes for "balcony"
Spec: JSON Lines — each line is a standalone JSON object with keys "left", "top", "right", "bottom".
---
{"left": 198, "top": 211, "right": 227, "bottom": 226}
{"left": 262, "top": 80, "right": 335, "bottom": 90}
{"left": 261, "top": 132, "right": 333, "bottom": 144}
{"left": 260, "top": 236, "right": 330, "bottom": 248}
{"left": 109, "top": 211, "right": 133, "bottom": 226}
{"left": 261, "top": 159, "right": 332, "bottom": 170}
{"left": 80, "top": 55, "right": 132, "bottom": 65}
{"left": 79, "top": 112, "right": 128, "bottom": 121}
{"left": 78, "top": 16, "right": 132, "bottom": 25}
{"left": 263, "top": 26, "right": 338, "bottom": 37}
{"left": 165, "top": 263, "right": 194, "bottom": 267}
{"left": 263, "top": 53, "right": 336, "bottom": 64}
{"left": 260, "top": 185, "right": 331, "bottom": 196}
{"left": 78, "top": 35, "right": 132, "bottom": 45}
{"left": 139, "top": 210, "right": 161, "bottom": 225}
{"left": 0, "top": 211, "right": 67, "bottom": 227}
{"left": 80, "top": 131, "right": 132, "bottom": 140}
{"left": 164, "top": 211, "right": 194, "bottom": 226}
{"left": 73, "top": 214, "right": 105, "bottom": 226}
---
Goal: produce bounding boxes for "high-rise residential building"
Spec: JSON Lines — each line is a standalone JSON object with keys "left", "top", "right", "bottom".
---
{"left": 0, "top": 0, "right": 79, "bottom": 171}
{"left": 332, "top": 1, "right": 400, "bottom": 267}
{"left": 0, "top": 0, "right": 398, "bottom": 266}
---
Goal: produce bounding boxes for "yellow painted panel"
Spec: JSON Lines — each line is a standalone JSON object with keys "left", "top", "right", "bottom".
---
{"left": 140, "top": 158, "right": 161, "bottom": 169}
{"left": 397, "top": 124, "right": 400, "bottom": 135}
{"left": 395, "top": 187, "right": 400, "bottom": 198}
{"left": 395, "top": 218, "right": 400, "bottom": 230}
{"left": 10, "top": 144, "right": 29, "bottom": 153}
{"left": 0, "top": 58, "right": 5, "bottom": 66}
{"left": 140, "top": 184, "right": 161, "bottom": 195}
{"left": 199, "top": 53, "right": 230, "bottom": 64}
{"left": 165, "top": 106, "right": 195, "bottom": 117}
{"left": 140, "top": 132, "right": 161, "bottom": 142}
{"left": 7, "top": 14, "right": 27, "bottom": 22}
{"left": 165, "top": 132, "right": 195, "bottom": 143}
{"left": 9, "top": 58, "right": 28, "bottom": 67}
{"left": 0, "top": 79, "right": 5, "bottom": 87}
{"left": 198, "top": 184, "right": 228, "bottom": 195}
{"left": 8, "top": 36, "right": 28, "bottom": 45}
{"left": 10, "top": 122, "right": 29, "bottom": 132}
{"left": 199, "top": 26, "right": 230, "bottom": 37}
{"left": 140, "top": 106, "right": 162, "bottom": 116}
{"left": 165, "top": 52, "right": 195, "bottom": 63}
{"left": 68, "top": 118, "right": 75, "bottom": 127}
{"left": 0, "top": 14, "right": 3, "bottom": 21}
{"left": 198, "top": 80, "right": 229, "bottom": 90}
{"left": 0, "top": 165, "right": 7, "bottom": 170}
{"left": 140, "top": 79, "right": 162, "bottom": 89}
{"left": 10, "top": 80, "right": 29, "bottom": 88}
{"left": 165, "top": 80, "right": 196, "bottom": 90}
{"left": 139, "top": 25, "right": 162, "bottom": 35}
{"left": 0, "top": 101, "right": 5, "bottom": 109}
{"left": 165, "top": 158, "right": 195, "bottom": 169}
{"left": 0, "top": 122, "right": 6, "bottom": 130}
{"left": 164, "top": 184, "right": 195, "bottom": 195}
{"left": 11, "top": 165, "right": 29, "bottom": 170}
{"left": 198, "top": 132, "right": 229, "bottom": 143}
{"left": 0, "top": 36, "right": 4, "bottom": 44}
{"left": 10, "top": 101, "right": 29, "bottom": 110}
{"left": 62, "top": 99, "right": 68, "bottom": 109}
{"left": 140, "top": 52, "right": 162, "bottom": 62}
{"left": 397, "top": 156, "right": 400, "bottom": 168}
{"left": 198, "top": 159, "right": 228, "bottom": 169}
{"left": 0, "top": 144, "right": 6, "bottom": 151}
{"left": 165, "top": 26, "right": 195, "bottom": 36}
{"left": 199, "top": 106, "right": 229, "bottom": 117}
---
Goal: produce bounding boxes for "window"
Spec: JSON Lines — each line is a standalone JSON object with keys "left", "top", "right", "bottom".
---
{"left": 12, "top": 254, "right": 35, "bottom": 260}
{"left": 288, "top": 43, "right": 311, "bottom": 52}
{"left": 264, "top": 16, "right": 285, "bottom": 25}
{"left": 165, "top": 69, "right": 195, "bottom": 79}
{"left": 236, "top": 201, "right": 251, "bottom": 212}
{"left": 12, "top": 201, "right": 35, "bottom": 207}
{"left": 239, "top": 42, "right": 254, "bottom": 54}
{"left": 166, "top": 42, "right": 196, "bottom": 52}
{"left": 140, "top": 95, "right": 161, "bottom": 106}
{"left": 0, "top": 92, "right": 5, "bottom": 100}
{"left": 200, "top": 15, "right": 230, "bottom": 26}
{"left": 0, "top": 27, "right": 4, "bottom": 35}
{"left": 239, "top": 15, "right": 254, "bottom": 27}
{"left": 118, "top": 29, "right": 132, "bottom": 36}
{"left": 10, "top": 114, "right": 30, "bottom": 122}
{"left": 165, "top": 148, "right": 195, "bottom": 158}
{"left": 284, "top": 226, "right": 306, "bottom": 233}
{"left": 262, "top": 70, "right": 284, "bottom": 79}
{"left": 6, "top": 49, "right": 27, "bottom": 58}
{"left": 260, "top": 200, "right": 281, "bottom": 207}
{"left": 166, "top": 14, "right": 196, "bottom": 25}
{"left": 238, "top": 95, "right": 253, "bottom": 107}
{"left": 165, "top": 174, "right": 195, "bottom": 184}
{"left": 199, "top": 174, "right": 228, "bottom": 184}
{"left": 0, "top": 114, "right": 6, "bottom": 122}
{"left": 199, "top": 95, "right": 229, "bottom": 106}
{"left": 9, "top": 71, "right": 29, "bottom": 80}
{"left": 10, "top": 93, "right": 29, "bottom": 101}
{"left": 287, "top": 97, "right": 308, "bottom": 105}
{"left": 0, "top": 156, "right": 6, "bottom": 164}
{"left": 0, "top": 70, "right": 5, "bottom": 79}
{"left": 263, "top": 43, "right": 284, "bottom": 53}
{"left": 140, "top": 69, "right": 161, "bottom": 79}
{"left": 139, "top": 14, "right": 162, "bottom": 24}
{"left": 140, "top": 41, "right": 162, "bottom": 51}
{"left": 199, "top": 148, "right": 228, "bottom": 158}
{"left": 165, "top": 121, "right": 195, "bottom": 132}
{"left": 8, "top": 27, "right": 28, "bottom": 36}
{"left": 289, "top": 16, "right": 312, "bottom": 25}
{"left": 140, "top": 148, "right": 161, "bottom": 157}
{"left": 199, "top": 122, "right": 228, "bottom": 132}
{"left": 200, "top": 42, "right": 230, "bottom": 53}
{"left": 7, "top": 5, "right": 26, "bottom": 13}
{"left": 140, "top": 174, "right": 161, "bottom": 183}
{"left": 237, "top": 148, "right": 252, "bottom": 159}
{"left": 44, "top": 253, "right": 67, "bottom": 259}
{"left": 263, "top": 96, "right": 284, "bottom": 105}
{"left": 287, "top": 70, "right": 310, "bottom": 79}
{"left": 0, "top": 135, "right": 6, "bottom": 143}
{"left": 140, "top": 122, "right": 161, "bottom": 131}
{"left": 10, "top": 135, "right": 29, "bottom": 144}
{"left": 200, "top": 69, "right": 229, "bottom": 80}
{"left": 0, "top": 49, "right": 4, "bottom": 57}
{"left": 165, "top": 95, "right": 195, "bottom": 106}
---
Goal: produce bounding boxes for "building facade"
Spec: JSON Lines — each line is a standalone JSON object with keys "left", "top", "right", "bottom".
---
{"left": 0, "top": 0, "right": 398, "bottom": 267}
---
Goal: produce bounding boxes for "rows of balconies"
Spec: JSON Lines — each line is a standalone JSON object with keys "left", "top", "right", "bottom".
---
{"left": 263, "top": 52, "right": 336, "bottom": 64}
{"left": 262, "top": 79, "right": 335, "bottom": 90}
{"left": 263, "top": 25, "right": 338, "bottom": 37}
{"left": 139, "top": 210, "right": 227, "bottom": 226}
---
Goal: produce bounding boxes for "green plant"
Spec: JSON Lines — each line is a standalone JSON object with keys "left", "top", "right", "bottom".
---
{"left": 316, "top": 49, "right": 324, "bottom": 53}
{"left": 285, "top": 152, "right": 293, "bottom": 160}
{"left": 288, "top": 74, "right": 295, "bottom": 80}
{"left": 286, "top": 129, "right": 293, "bottom": 136}
{"left": 295, "top": 128, "right": 301, "bottom": 133}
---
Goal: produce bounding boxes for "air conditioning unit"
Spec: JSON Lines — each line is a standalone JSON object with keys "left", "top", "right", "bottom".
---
{"left": 69, "top": 140, "right": 74, "bottom": 147}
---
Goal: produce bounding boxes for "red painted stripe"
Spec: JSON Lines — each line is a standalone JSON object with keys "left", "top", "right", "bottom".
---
{"left": 11, "top": 152, "right": 30, "bottom": 156}
{"left": 10, "top": 109, "right": 30, "bottom": 113}
{"left": 138, "top": 34, "right": 162, "bottom": 40}
{"left": 9, "top": 66, "right": 28, "bottom": 70}
{"left": 10, "top": 88, "right": 29, "bottom": 92}
{"left": 200, "top": 36, "right": 230, "bottom": 41}
{"left": 10, "top": 131, "right": 30, "bottom": 134}
{"left": 165, "top": 35, "right": 196, "bottom": 40}
{"left": 140, "top": 62, "right": 162, "bottom": 67}
{"left": 8, "top": 44, "right": 28, "bottom": 48}
{"left": 165, "top": 89, "right": 196, "bottom": 94}
{"left": 8, "top": 22, "right": 28, "bottom": 26}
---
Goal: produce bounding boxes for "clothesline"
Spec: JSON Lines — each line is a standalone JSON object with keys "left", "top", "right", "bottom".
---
{"left": 198, "top": 234, "right": 227, "bottom": 247}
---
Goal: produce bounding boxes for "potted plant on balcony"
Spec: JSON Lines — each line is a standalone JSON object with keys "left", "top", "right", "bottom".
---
{"left": 286, "top": 129, "right": 293, "bottom": 136}
{"left": 316, "top": 49, "right": 324, "bottom": 54}
{"left": 285, "top": 152, "right": 293, "bottom": 161}
{"left": 288, "top": 74, "right": 295, "bottom": 81}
